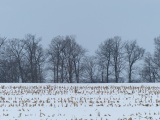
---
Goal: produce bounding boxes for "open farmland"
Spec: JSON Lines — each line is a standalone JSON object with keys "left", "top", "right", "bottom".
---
{"left": 0, "top": 84, "right": 160, "bottom": 120}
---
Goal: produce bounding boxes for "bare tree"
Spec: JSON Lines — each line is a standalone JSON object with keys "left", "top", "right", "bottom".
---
{"left": 83, "top": 56, "right": 97, "bottom": 83}
{"left": 111, "top": 36, "right": 125, "bottom": 83}
{"left": 0, "top": 38, "right": 22, "bottom": 83}
{"left": 0, "top": 37, "right": 6, "bottom": 62}
{"left": 140, "top": 52, "right": 156, "bottom": 82}
{"left": 124, "top": 40, "right": 145, "bottom": 83}
{"left": 5, "top": 39, "right": 26, "bottom": 82}
{"left": 151, "top": 36, "right": 160, "bottom": 82}
{"left": 47, "top": 35, "right": 86, "bottom": 83}
{"left": 23, "top": 34, "right": 45, "bottom": 83}
{"left": 64, "top": 36, "right": 76, "bottom": 83}
{"left": 47, "top": 36, "right": 66, "bottom": 83}
{"left": 96, "top": 38, "right": 114, "bottom": 83}
{"left": 72, "top": 43, "right": 86, "bottom": 83}
{"left": 0, "top": 37, "right": 7, "bottom": 83}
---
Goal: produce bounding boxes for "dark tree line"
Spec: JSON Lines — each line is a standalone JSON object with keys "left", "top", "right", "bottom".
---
{"left": 0, "top": 34, "right": 45, "bottom": 83}
{"left": 47, "top": 35, "right": 86, "bottom": 83}
{"left": 0, "top": 34, "right": 159, "bottom": 83}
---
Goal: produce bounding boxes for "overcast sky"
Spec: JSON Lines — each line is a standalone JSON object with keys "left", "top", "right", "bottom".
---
{"left": 0, "top": 0, "right": 160, "bottom": 55}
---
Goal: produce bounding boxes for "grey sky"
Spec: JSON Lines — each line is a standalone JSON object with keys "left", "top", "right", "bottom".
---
{"left": 0, "top": 0, "right": 160, "bottom": 54}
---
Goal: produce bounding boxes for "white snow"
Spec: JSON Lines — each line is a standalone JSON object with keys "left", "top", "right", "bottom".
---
{"left": 0, "top": 83, "right": 160, "bottom": 120}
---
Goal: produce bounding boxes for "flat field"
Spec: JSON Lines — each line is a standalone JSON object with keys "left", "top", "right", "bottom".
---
{"left": 0, "top": 83, "right": 160, "bottom": 120}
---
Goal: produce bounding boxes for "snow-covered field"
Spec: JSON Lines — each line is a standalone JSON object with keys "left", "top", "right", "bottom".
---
{"left": 0, "top": 83, "right": 160, "bottom": 120}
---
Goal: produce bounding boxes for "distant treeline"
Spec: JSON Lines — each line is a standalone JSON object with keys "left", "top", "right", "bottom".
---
{"left": 0, "top": 34, "right": 159, "bottom": 83}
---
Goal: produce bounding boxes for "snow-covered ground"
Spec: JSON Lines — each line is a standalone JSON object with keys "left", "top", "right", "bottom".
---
{"left": 0, "top": 83, "right": 160, "bottom": 120}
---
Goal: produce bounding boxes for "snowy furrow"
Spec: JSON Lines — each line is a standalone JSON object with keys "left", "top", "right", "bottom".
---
{"left": 0, "top": 83, "right": 160, "bottom": 120}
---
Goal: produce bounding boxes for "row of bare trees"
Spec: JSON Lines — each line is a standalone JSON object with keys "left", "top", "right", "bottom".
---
{"left": 0, "top": 34, "right": 159, "bottom": 83}
{"left": 96, "top": 36, "right": 145, "bottom": 83}
{"left": 0, "top": 34, "right": 45, "bottom": 83}
{"left": 47, "top": 35, "right": 86, "bottom": 83}
{"left": 140, "top": 36, "right": 160, "bottom": 83}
